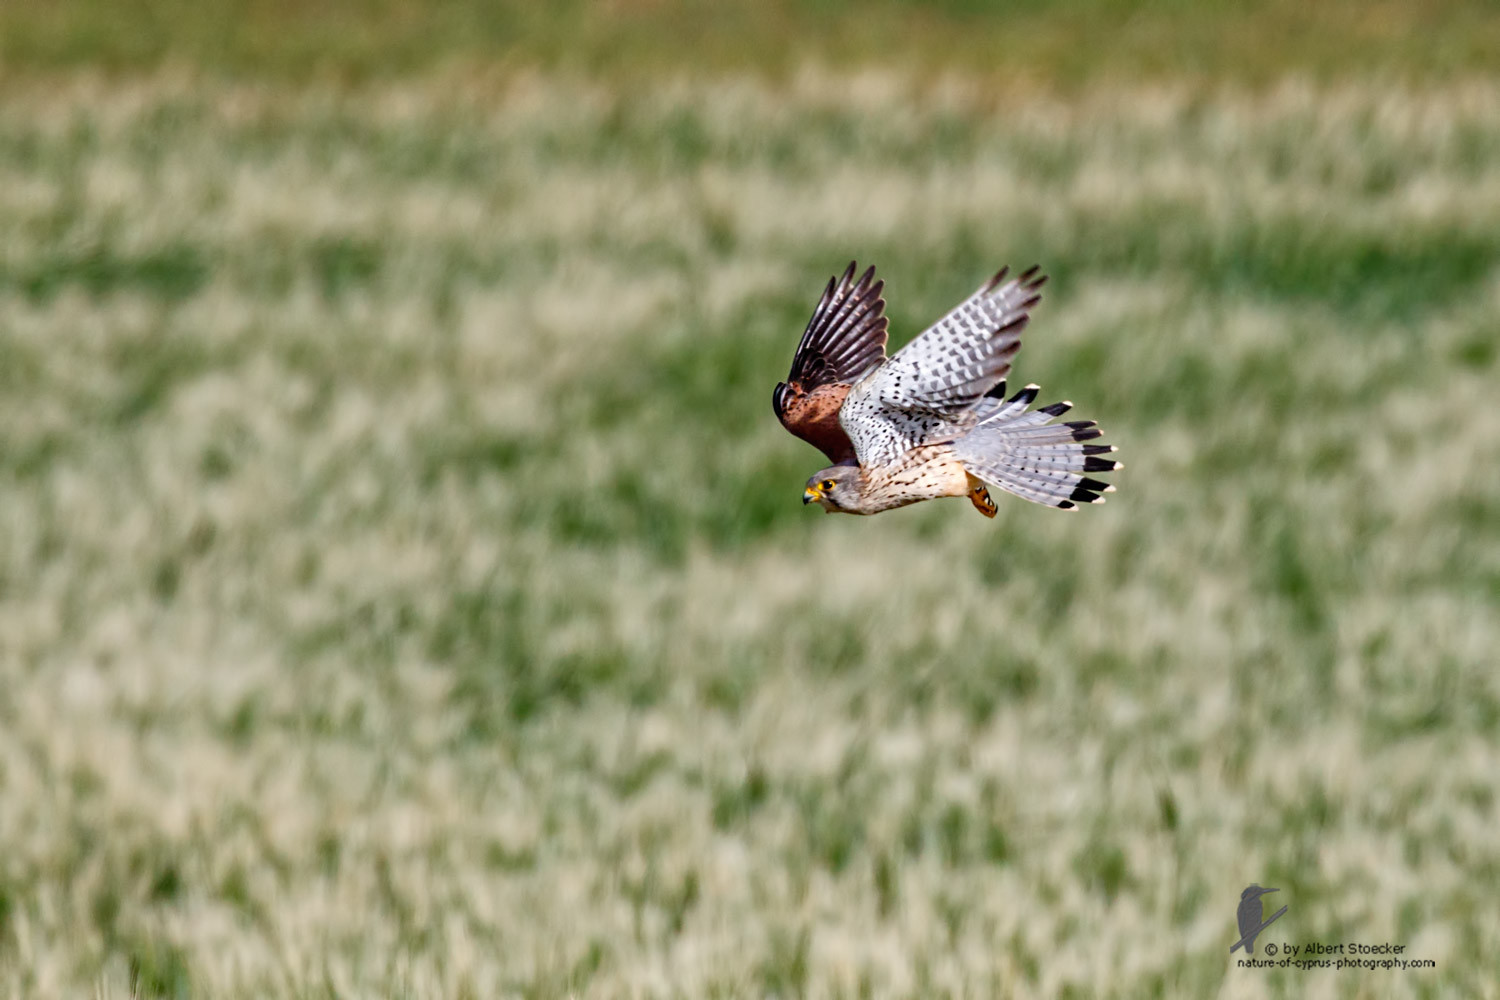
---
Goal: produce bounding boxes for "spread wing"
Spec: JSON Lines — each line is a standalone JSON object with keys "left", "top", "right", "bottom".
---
{"left": 773, "top": 262, "right": 889, "bottom": 464}
{"left": 840, "top": 266, "right": 1046, "bottom": 468}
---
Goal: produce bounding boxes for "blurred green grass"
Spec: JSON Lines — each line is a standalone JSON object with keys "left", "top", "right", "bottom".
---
{"left": 1, "top": 77, "right": 1497, "bottom": 996}
{"left": 0, "top": 5, "right": 1499, "bottom": 998}
{"left": 3, "top": 0, "right": 1500, "bottom": 86}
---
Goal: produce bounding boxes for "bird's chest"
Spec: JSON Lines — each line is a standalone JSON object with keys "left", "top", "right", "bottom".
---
{"left": 864, "top": 446, "right": 968, "bottom": 511}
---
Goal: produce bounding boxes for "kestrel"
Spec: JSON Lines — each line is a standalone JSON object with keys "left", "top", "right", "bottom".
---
{"left": 774, "top": 262, "right": 1119, "bottom": 517}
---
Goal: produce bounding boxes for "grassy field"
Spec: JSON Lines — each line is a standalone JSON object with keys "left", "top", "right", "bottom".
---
{"left": 1, "top": 7, "right": 1499, "bottom": 998}
{"left": 5, "top": 0, "right": 1500, "bottom": 86}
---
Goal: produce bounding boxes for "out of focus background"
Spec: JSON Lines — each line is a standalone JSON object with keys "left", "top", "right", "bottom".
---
{"left": 2, "top": 2, "right": 1498, "bottom": 997}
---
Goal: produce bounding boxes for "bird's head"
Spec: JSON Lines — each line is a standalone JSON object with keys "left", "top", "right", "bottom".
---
{"left": 803, "top": 465, "right": 862, "bottom": 514}
{"left": 1241, "top": 885, "right": 1278, "bottom": 901}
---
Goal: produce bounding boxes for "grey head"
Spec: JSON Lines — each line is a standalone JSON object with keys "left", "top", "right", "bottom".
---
{"left": 802, "top": 465, "right": 864, "bottom": 514}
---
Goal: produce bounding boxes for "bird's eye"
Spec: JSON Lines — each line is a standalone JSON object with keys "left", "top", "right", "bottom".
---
{"left": 821, "top": 479, "right": 835, "bottom": 491}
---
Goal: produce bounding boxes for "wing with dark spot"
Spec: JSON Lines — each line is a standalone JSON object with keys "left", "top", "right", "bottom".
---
{"left": 773, "top": 262, "right": 889, "bottom": 464}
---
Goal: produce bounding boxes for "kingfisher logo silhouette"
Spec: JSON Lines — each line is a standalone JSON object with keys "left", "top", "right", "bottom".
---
{"left": 1229, "top": 884, "right": 1287, "bottom": 954}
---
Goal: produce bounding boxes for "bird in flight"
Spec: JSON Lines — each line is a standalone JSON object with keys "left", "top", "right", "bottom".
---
{"left": 774, "top": 262, "right": 1118, "bottom": 517}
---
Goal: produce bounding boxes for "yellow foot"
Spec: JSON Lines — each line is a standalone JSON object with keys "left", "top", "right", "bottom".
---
{"left": 967, "top": 478, "right": 998, "bottom": 519}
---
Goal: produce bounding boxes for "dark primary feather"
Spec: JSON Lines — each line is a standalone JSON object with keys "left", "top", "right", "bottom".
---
{"left": 773, "top": 262, "right": 891, "bottom": 463}
{"left": 784, "top": 262, "right": 889, "bottom": 391}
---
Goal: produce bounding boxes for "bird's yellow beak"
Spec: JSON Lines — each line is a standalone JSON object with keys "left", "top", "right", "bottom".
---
{"left": 803, "top": 484, "right": 823, "bottom": 505}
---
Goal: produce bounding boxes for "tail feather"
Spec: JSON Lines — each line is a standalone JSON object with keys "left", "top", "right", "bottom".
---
{"left": 954, "top": 389, "right": 1119, "bottom": 510}
{"left": 1004, "top": 451, "right": 1121, "bottom": 473}
{"left": 973, "top": 382, "right": 1039, "bottom": 425}
{"left": 999, "top": 479, "right": 1081, "bottom": 510}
